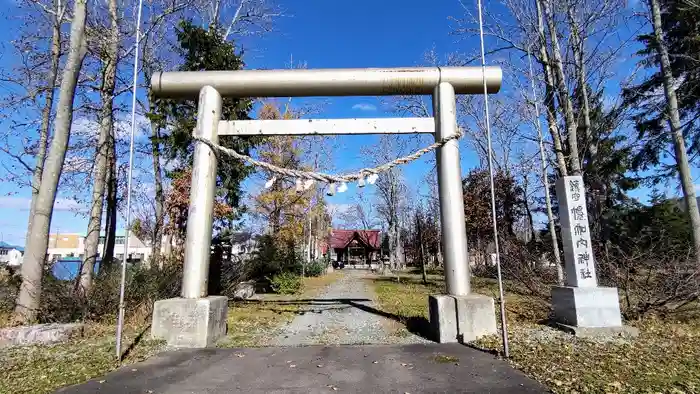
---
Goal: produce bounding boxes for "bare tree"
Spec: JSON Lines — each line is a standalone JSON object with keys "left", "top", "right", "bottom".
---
{"left": 364, "top": 135, "right": 411, "bottom": 271}
{"left": 26, "top": 0, "right": 67, "bottom": 247}
{"left": 646, "top": 0, "right": 700, "bottom": 267}
{"left": 0, "top": 0, "right": 67, "bottom": 234}
{"left": 79, "top": 0, "right": 120, "bottom": 294}
{"left": 339, "top": 189, "right": 382, "bottom": 231}
{"left": 534, "top": 0, "right": 568, "bottom": 176}
{"left": 526, "top": 49, "right": 564, "bottom": 284}
{"left": 15, "top": 0, "right": 89, "bottom": 323}
{"left": 540, "top": 0, "right": 582, "bottom": 174}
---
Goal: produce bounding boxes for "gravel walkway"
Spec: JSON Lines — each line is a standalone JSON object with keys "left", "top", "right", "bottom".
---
{"left": 270, "top": 269, "right": 430, "bottom": 346}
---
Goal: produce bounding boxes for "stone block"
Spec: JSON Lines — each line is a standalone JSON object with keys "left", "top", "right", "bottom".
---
{"left": 429, "top": 294, "right": 498, "bottom": 343}
{"left": 551, "top": 286, "right": 622, "bottom": 327}
{"left": 232, "top": 281, "right": 255, "bottom": 300}
{"left": 429, "top": 295, "right": 457, "bottom": 343}
{"left": 151, "top": 296, "right": 228, "bottom": 348}
{"left": 0, "top": 323, "right": 83, "bottom": 348}
{"left": 454, "top": 294, "right": 498, "bottom": 342}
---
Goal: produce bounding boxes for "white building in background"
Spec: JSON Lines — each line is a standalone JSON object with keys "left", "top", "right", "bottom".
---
{"left": 0, "top": 242, "right": 24, "bottom": 267}
{"left": 47, "top": 231, "right": 153, "bottom": 265}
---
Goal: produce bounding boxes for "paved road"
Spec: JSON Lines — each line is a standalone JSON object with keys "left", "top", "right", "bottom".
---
{"left": 271, "top": 269, "right": 429, "bottom": 346}
{"left": 56, "top": 270, "right": 548, "bottom": 393}
{"left": 56, "top": 344, "right": 548, "bottom": 393}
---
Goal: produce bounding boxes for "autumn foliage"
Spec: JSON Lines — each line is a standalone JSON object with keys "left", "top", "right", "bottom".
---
{"left": 164, "top": 168, "right": 234, "bottom": 248}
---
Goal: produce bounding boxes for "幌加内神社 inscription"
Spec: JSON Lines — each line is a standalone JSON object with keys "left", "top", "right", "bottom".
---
{"left": 556, "top": 176, "right": 597, "bottom": 287}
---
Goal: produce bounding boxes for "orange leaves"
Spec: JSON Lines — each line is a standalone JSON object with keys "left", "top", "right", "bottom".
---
{"left": 164, "top": 168, "right": 233, "bottom": 240}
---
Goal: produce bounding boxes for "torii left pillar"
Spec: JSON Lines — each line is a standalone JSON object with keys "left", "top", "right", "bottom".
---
{"left": 151, "top": 86, "right": 228, "bottom": 348}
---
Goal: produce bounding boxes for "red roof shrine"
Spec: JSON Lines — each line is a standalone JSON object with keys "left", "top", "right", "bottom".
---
{"left": 329, "top": 229, "right": 381, "bottom": 250}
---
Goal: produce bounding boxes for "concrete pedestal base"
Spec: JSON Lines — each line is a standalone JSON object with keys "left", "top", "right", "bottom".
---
{"left": 551, "top": 286, "right": 623, "bottom": 327}
{"left": 151, "top": 296, "right": 228, "bottom": 348}
{"left": 429, "top": 294, "right": 497, "bottom": 343}
{"left": 552, "top": 322, "right": 639, "bottom": 338}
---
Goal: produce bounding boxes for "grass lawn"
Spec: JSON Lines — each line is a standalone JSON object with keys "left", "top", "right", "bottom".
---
{"left": 370, "top": 272, "right": 700, "bottom": 394}
{"left": 0, "top": 271, "right": 342, "bottom": 394}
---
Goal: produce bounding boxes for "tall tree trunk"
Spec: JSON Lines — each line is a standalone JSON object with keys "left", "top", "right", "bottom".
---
{"left": 102, "top": 138, "right": 118, "bottom": 270}
{"left": 26, "top": 0, "right": 62, "bottom": 248}
{"left": 536, "top": 0, "right": 568, "bottom": 177}
{"left": 14, "top": 0, "right": 88, "bottom": 324}
{"left": 529, "top": 24, "right": 565, "bottom": 284}
{"left": 150, "top": 121, "right": 164, "bottom": 269}
{"left": 648, "top": 0, "right": 700, "bottom": 267}
{"left": 163, "top": 233, "right": 173, "bottom": 258}
{"left": 80, "top": 0, "right": 119, "bottom": 294}
{"left": 540, "top": 130, "right": 564, "bottom": 284}
{"left": 542, "top": 0, "right": 582, "bottom": 175}
{"left": 417, "top": 215, "right": 427, "bottom": 284}
{"left": 388, "top": 219, "right": 396, "bottom": 270}
{"left": 568, "top": 6, "right": 607, "bottom": 242}
{"left": 567, "top": 7, "right": 593, "bottom": 160}
{"left": 395, "top": 220, "right": 404, "bottom": 270}
{"left": 522, "top": 176, "right": 541, "bottom": 243}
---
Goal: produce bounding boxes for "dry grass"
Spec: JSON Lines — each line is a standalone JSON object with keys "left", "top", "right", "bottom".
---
{"left": 0, "top": 323, "right": 164, "bottom": 394}
{"left": 0, "top": 311, "right": 12, "bottom": 328}
{"left": 371, "top": 271, "right": 700, "bottom": 393}
{"left": 0, "top": 271, "right": 343, "bottom": 393}
{"left": 219, "top": 271, "right": 343, "bottom": 347}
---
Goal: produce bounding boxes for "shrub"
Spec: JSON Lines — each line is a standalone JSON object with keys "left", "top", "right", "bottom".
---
{"left": 270, "top": 272, "right": 303, "bottom": 295}
{"left": 246, "top": 235, "right": 304, "bottom": 279}
{"left": 304, "top": 259, "right": 326, "bottom": 277}
{"left": 36, "top": 259, "right": 184, "bottom": 324}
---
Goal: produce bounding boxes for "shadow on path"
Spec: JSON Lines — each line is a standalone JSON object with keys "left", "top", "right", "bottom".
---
{"left": 119, "top": 323, "right": 152, "bottom": 362}
{"left": 233, "top": 298, "right": 434, "bottom": 341}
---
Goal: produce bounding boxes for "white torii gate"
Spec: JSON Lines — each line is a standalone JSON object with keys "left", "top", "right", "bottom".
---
{"left": 149, "top": 66, "right": 502, "bottom": 347}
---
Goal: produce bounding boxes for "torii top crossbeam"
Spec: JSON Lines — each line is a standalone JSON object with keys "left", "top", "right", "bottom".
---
{"left": 150, "top": 66, "right": 502, "bottom": 98}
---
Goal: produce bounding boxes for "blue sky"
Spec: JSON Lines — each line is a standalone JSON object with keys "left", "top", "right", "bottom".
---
{"left": 0, "top": 0, "right": 696, "bottom": 246}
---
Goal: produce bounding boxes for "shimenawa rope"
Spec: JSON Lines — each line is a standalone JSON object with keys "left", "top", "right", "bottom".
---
{"left": 192, "top": 127, "right": 464, "bottom": 185}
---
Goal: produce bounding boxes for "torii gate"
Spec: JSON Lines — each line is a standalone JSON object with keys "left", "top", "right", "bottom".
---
{"left": 149, "top": 66, "right": 502, "bottom": 347}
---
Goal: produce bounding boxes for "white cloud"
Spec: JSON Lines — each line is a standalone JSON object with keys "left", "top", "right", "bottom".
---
{"left": 0, "top": 196, "right": 82, "bottom": 212}
{"left": 351, "top": 103, "right": 377, "bottom": 112}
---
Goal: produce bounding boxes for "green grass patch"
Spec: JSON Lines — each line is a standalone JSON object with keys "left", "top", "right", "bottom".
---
{"left": 370, "top": 272, "right": 700, "bottom": 393}
{"left": 433, "top": 354, "right": 460, "bottom": 363}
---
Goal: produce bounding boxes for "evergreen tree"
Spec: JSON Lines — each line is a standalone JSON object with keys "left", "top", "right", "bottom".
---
{"left": 149, "top": 20, "right": 260, "bottom": 228}
{"left": 577, "top": 86, "right": 639, "bottom": 242}
{"left": 623, "top": 0, "right": 700, "bottom": 178}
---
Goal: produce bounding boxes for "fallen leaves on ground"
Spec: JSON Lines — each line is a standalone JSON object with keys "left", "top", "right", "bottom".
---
{"left": 371, "top": 272, "right": 700, "bottom": 394}
{"left": 1, "top": 272, "right": 344, "bottom": 393}
{"left": 0, "top": 324, "right": 164, "bottom": 394}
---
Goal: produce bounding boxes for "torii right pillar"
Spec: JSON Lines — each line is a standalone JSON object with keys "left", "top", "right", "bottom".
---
{"left": 551, "top": 176, "right": 637, "bottom": 338}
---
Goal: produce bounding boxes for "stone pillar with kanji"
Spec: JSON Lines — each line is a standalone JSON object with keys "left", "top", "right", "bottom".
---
{"left": 551, "top": 176, "right": 637, "bottom": 337}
